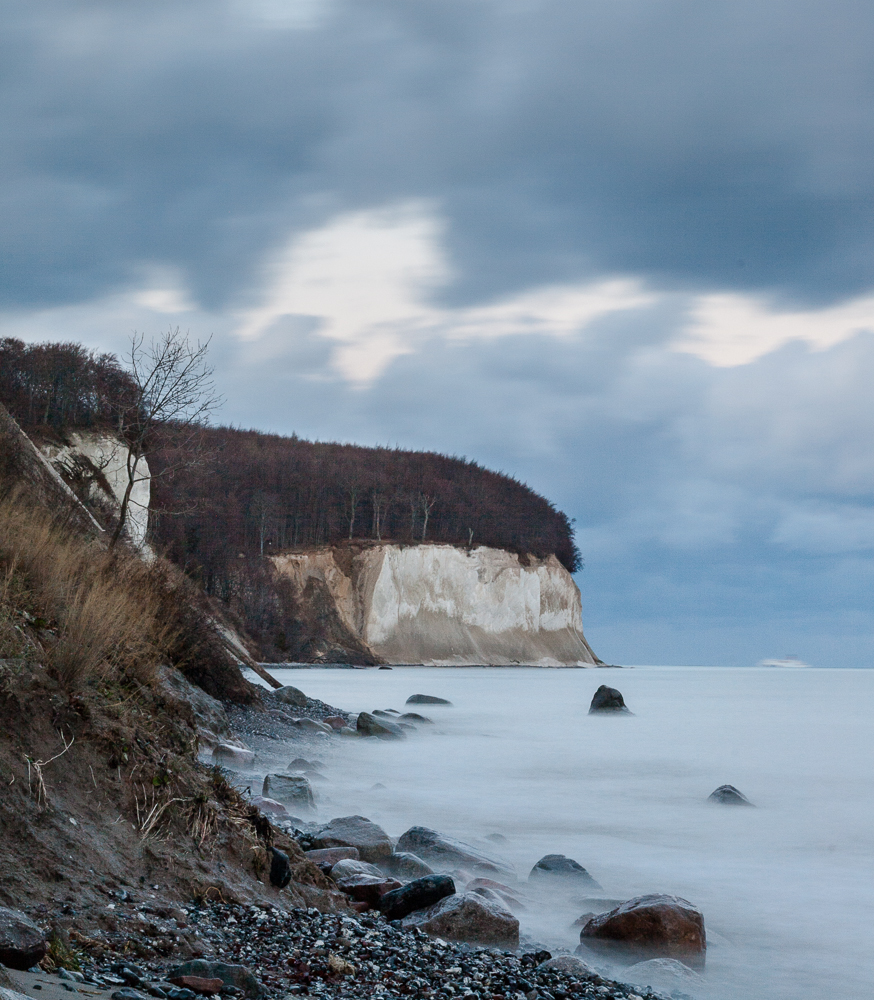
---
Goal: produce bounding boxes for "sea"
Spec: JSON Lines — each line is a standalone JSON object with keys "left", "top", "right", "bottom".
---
{"left": 244, "top": 665, "right": 874, "bottom": 1000}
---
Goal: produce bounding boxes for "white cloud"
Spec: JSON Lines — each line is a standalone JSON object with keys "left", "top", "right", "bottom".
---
{"left": 772, "top": 504, "right": 874, "bottom": 554}
{"left": 235, "top": 202, "right": 656, "bottom": 383}
{"left": 675, "top": 291, "right": 874, "bottom": 366}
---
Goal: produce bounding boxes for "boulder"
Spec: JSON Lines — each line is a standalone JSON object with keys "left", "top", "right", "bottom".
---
{"left": 536, "top": 955, "right": 597, "bottom": 977}
{"left": 708, "top": 784, "right": 754, "bottom": 806}
{"left": 157, "top": 666, "right": 232, "bottom": 740}
{"left": 578, "top": 894, "right": 706, "bottom": 969}
{"left": 379, "top": 874, "right": 456, "bottom": 921}
{"left": 323, "top": 716, "right": 347, "bottom": 730}
{"left": 289, "top": 757, "right": 322, "bottom": 770}
{"left": 588, "top": 685, "right": 631, "bottom": 714}
{"left": 330, "top": 859, "right": 384, "bottom": 880}
{"left": 529, "top": 854, "right": 602, "bottom": 891}
{"left": 313, "top": 816, "right": 393, "bottom": 863}
{"left": 399, "top": 712, "right": 433, "bottom": 724}
{"left": 304, "top": 847, "right": 360, "bottom": 866}
{"left": 396, "top": 826, "right": 515, "bottom": 879}
{"left": 269, "top": 848, "right": 292, "bottom": 889}
{"left": 339, "top": 727, "right": 358, "bottom": 737}
{"left": 400, "top": 892, "right": 519, "bottom": 948}
{"left": 0, "top": 907, "right": 47, "bottom": 970}
{"left": 212, "top": 744, "right": 255, "bottom": 768}
{"left": 373, "top": 709, "right": 400, "bottom": 717}
{"left": 356, "top": 712, "right": 405, "bottom": 740}
{"left": 167, "top": 977, "right": 223, "bottom": 995}
{"left": 294, "top": 718, "right": 333, "bottom": 734}
{"left": 385, "top": 852, "right": 434, "bottom": 880}
{"left": 465, "top": 878, "right": 527, "bottom": 912}
{"left": 405, "top": 694, "right": 452, "bottom": 705}
{"left": 262, "top": 774, "right": 314, "bottom": 812}
{"left": 249, "top": 795, "right": 289, "bottom": 820}
{"left": 275, "top": 685, "right": 307, "bottom": 707}
{"left": 166, "top": 963, "right": 261, "bottom": 999}
{"left": 335, "top": 875, "right": 403, "bottom": 906}
{"left": 624, "top": 957, "right": 704, "bottom": 991}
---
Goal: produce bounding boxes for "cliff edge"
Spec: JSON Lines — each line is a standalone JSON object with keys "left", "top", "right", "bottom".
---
{"left": 272, "top": 543, "right": 600, "bottom": 666}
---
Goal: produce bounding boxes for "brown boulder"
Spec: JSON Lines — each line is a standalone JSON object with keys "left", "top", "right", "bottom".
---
{"left": 312, "top": 816, "right": 393, "bottom": 863}
{"left": 334, "top": 874, "right": 403, "bottom": 906}
{"left": 400, "top": 892, "right": 519, "bottom": 948}
{"left": 578, "top": 894, "right": 706, "bottom": 969}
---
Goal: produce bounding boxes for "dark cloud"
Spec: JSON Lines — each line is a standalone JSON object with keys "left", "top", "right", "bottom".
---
{"left": 4, "top": 0, "right": 874, "bottom": 308}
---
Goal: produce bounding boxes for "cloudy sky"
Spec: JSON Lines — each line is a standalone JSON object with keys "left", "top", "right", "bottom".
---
{"left": 3, "top": 0, "right": 874, "bottom": 666}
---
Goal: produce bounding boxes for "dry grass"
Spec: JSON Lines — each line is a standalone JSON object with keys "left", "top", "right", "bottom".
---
{"left": 0, "top": 490, "right": 173, "bottom": 688}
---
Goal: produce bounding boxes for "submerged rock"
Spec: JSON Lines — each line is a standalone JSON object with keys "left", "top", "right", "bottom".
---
{"left": 588, "top": 685, "right": 631, "bottom": 714}
{"left": 0, "top": 906, "right": 47, "bottom": 970}
{"left": 212, "top": 744, "right": 255, "bottom": 768}
{"left": 313, "top": 816, "right": 393, "bottom": 863}
{"left": 356, "top": 712, "right": 405, "bottom": 740}
{"left": 385, "top": 852, "right": 434, "bottom": 880}
{"left": 396, "top": 826, "right": 515, "bottom": 879}
{"left": 399, "top": 712, "right": 433, "bottom": 724}
{"left": 624, "top": 957, "right": 704, "bottom": 990}
{"left": 379, "top": 874, "right": 456, "bottom": 921}
{"left": 708, "top": 784, "right": 754, "bottom": 805}
{"left": 578, "top": 894, "right": 706, "bottom": 969}
{"left": 537, "top": 955, "right": 597, "bottom": 977}
{"left": 529, "top": 854, "right": 603, "bottom": 891}
{"left": 262, "top": 774, "right": 314, "bottom": 811}
{"left": 400, "top": 892, "right": 519, "bottom": 948}
{"left": 405, "top": 694, "right": 452, "bottom": 706}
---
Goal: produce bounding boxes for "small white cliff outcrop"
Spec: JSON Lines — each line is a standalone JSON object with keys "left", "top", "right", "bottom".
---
{"left": 271, "top": 543, "right": 599, "bottom": 666}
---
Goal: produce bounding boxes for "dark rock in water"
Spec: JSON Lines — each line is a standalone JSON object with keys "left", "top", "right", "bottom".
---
{"left": 312, "top": 815, "right": 393, "bottom": 863}
{"left": 378, "top": 666, "right": 392, "bottom": 670}
{"left": 399, "top": 712, "right": 433, "bottom": 724}
{"left": 400, "top": 892, "right": 519, "bottom": 948}
{"left": 379, "top": 874, "right": 456, "bottom": 921}
{"left": 167, "top": 963, "right": 260, "bottom": 999}
{"left": 708, "top": 784, "right": 754, "bottom": 806}
{"left": 356, "top": 712, "right": 405, "bottom": 740}
{"left": 588, "top": 685, "right": 631, "bottom": 714}
{"left": 372, "top": 709, "right": 399, "bottom": 718}
{"left": 396, "top": 826, "right": 515, "bottom": 879}
{"left": 262, "top": 774, "right": 314, "bottom": 812}
{"left": 0, "top": 906, "right": 47, "bottom": 970}
{"left": 385, "top": 851, "right": 434, "bottom": 880}
{"left": 269, "top": 847, "right": 291, "bottom": 889}
{"left": 529, "top": 854, "right": 603, "bottom": 891}
{"left": 485, "top": 832, "right": 507, "bottom": 843}
{"left": 274, "top": 685, "right": 307, "bottom": 707}
{"left": 464, "top": 877, "right": 525, "bottom": 912}
{"left": 288, "top": 757, "right": 322, "bottom": 771}
{"left": 405, "top": 694, "right": 452, "bottom": 705}
{"left": 578, "top": 893, "right": 706, "bottom": 969}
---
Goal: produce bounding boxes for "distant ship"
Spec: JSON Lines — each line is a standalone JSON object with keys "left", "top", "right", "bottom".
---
{"left": 757, "top": 654, "right": 810, "bottom": 668}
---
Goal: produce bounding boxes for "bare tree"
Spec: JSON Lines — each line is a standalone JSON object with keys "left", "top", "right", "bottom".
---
{"left": 109, "top": 329, "right": 221, "bottom": 549}
{"left": 249, "top": 489, "right": 279, "bottom": 555}
{"left": 419, "top": 492, "right": 437, "bottom": 541}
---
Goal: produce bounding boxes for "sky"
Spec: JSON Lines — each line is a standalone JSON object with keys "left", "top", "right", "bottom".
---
{"left": 3, "top": 0, "right": 874, "bottom": 667}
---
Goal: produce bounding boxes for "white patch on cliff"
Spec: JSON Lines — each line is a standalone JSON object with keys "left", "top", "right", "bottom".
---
{"left": 272, "top": 543, "right": 598, "bottom": 666}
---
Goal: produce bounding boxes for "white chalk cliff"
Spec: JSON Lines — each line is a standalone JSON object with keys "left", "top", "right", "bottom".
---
{"left": 271, "top": 543, "right": 599, "bottom": 666}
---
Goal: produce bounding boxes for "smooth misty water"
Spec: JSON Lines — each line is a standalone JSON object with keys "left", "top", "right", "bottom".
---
{"left": 248, "top": 666, "right": 874, "bottom": 1000}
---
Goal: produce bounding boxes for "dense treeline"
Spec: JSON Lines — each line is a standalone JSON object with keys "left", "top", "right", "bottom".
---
{"left": 0, "top": 337, "right": 136, "bottom": 428}
{"left": 148, "top": 426, "right": 581, "bottom": 575}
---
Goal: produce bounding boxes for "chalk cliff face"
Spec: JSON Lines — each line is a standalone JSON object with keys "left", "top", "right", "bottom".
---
{"left": 271, "top": 543, "right": 599, "bottom": 666}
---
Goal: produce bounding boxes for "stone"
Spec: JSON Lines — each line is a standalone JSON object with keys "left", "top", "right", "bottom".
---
{"left": 536, "top": 956, "right": 596, "bottom": 977}
{"left": 111, "top": 991, "right": 148, "bottom": 1000}
{"left": 529, "top": 855, "right": 602, "bottom": 891}
{"left": 399, "top": 712, "right": 433, "bottom": 724}
{"left": 0, "top": 907, "right": 47, "bottom": 970}
{"left": 304, "top": 847, "right": 360, "bottom": 867}
{"left": 262, "top": 774, "right": 314, "bottom": 812}
{"left": 330, "top": 859, "right": 384, "bottom": 880}
{"left": 326, "top": 953, "right": 356, "bottom": 976}
{"left": 400, "top": 892, "right": 519, "bottom": 948}
{"left": 288, "top": 757, "right": 322, "bottom": 771}
{"left": 293, "top": 718, "right": 333, "bottom": 734}
{"left": 212, "top": 745, "right": 256, "bottom": 768}
{"left": 588, "top": 685, "right": 630, "bottom": 714}
{"left": 313, "top": 816, "right": 393, "bottom": 863}
{"left": 167, "top": 978, "right": 223, "bottom": 996}
{"left": 323, "top": 716, "right": 347, "bottom": 730}
{"left": 274, "top": 686, "right": 307, "bottom": 707}
{"left": 578, "top": 894, "right": 706, "bottom": 969}
{"left": 156, "top": 667, "right": 232, "bottom": 740}
{"left": 624, "top": 957, "right": 704, "bottom": 991}
{"left": 334, "top": 875, "right": 403, "bottom": 906}
{"left": 0, "top": 988, "right": 31, "bottom": 1000}
{"left": 708, "top": 784, "right": 754, "bottom": 806}
{"left": 396, "top": 826, "right": 515, "bottom": 879}
{"left": 385, "top": 852, "right": 434, "bottom": 880}
{"left": 405, "top": 694, "right": 452, "bottom": 705}
{"left": 249, "top": 796, "right": 289, "bottom": 820}
{"left": 464, "top": 878, "right": 526, "bottom": 912}
{"left": 356, "top": 712, "right": 405, "bottom": 740}
{"left": 379, "top": 875, "right": 456, "bottom": 921}
{"left": 167, "top": 963, "right": 260, "bottom": 999}
{"left": 269, "top": 848, "right": 292, "bottom": 889}
{"left": 339, "top": 727, "right": 358, "bottom": 737}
